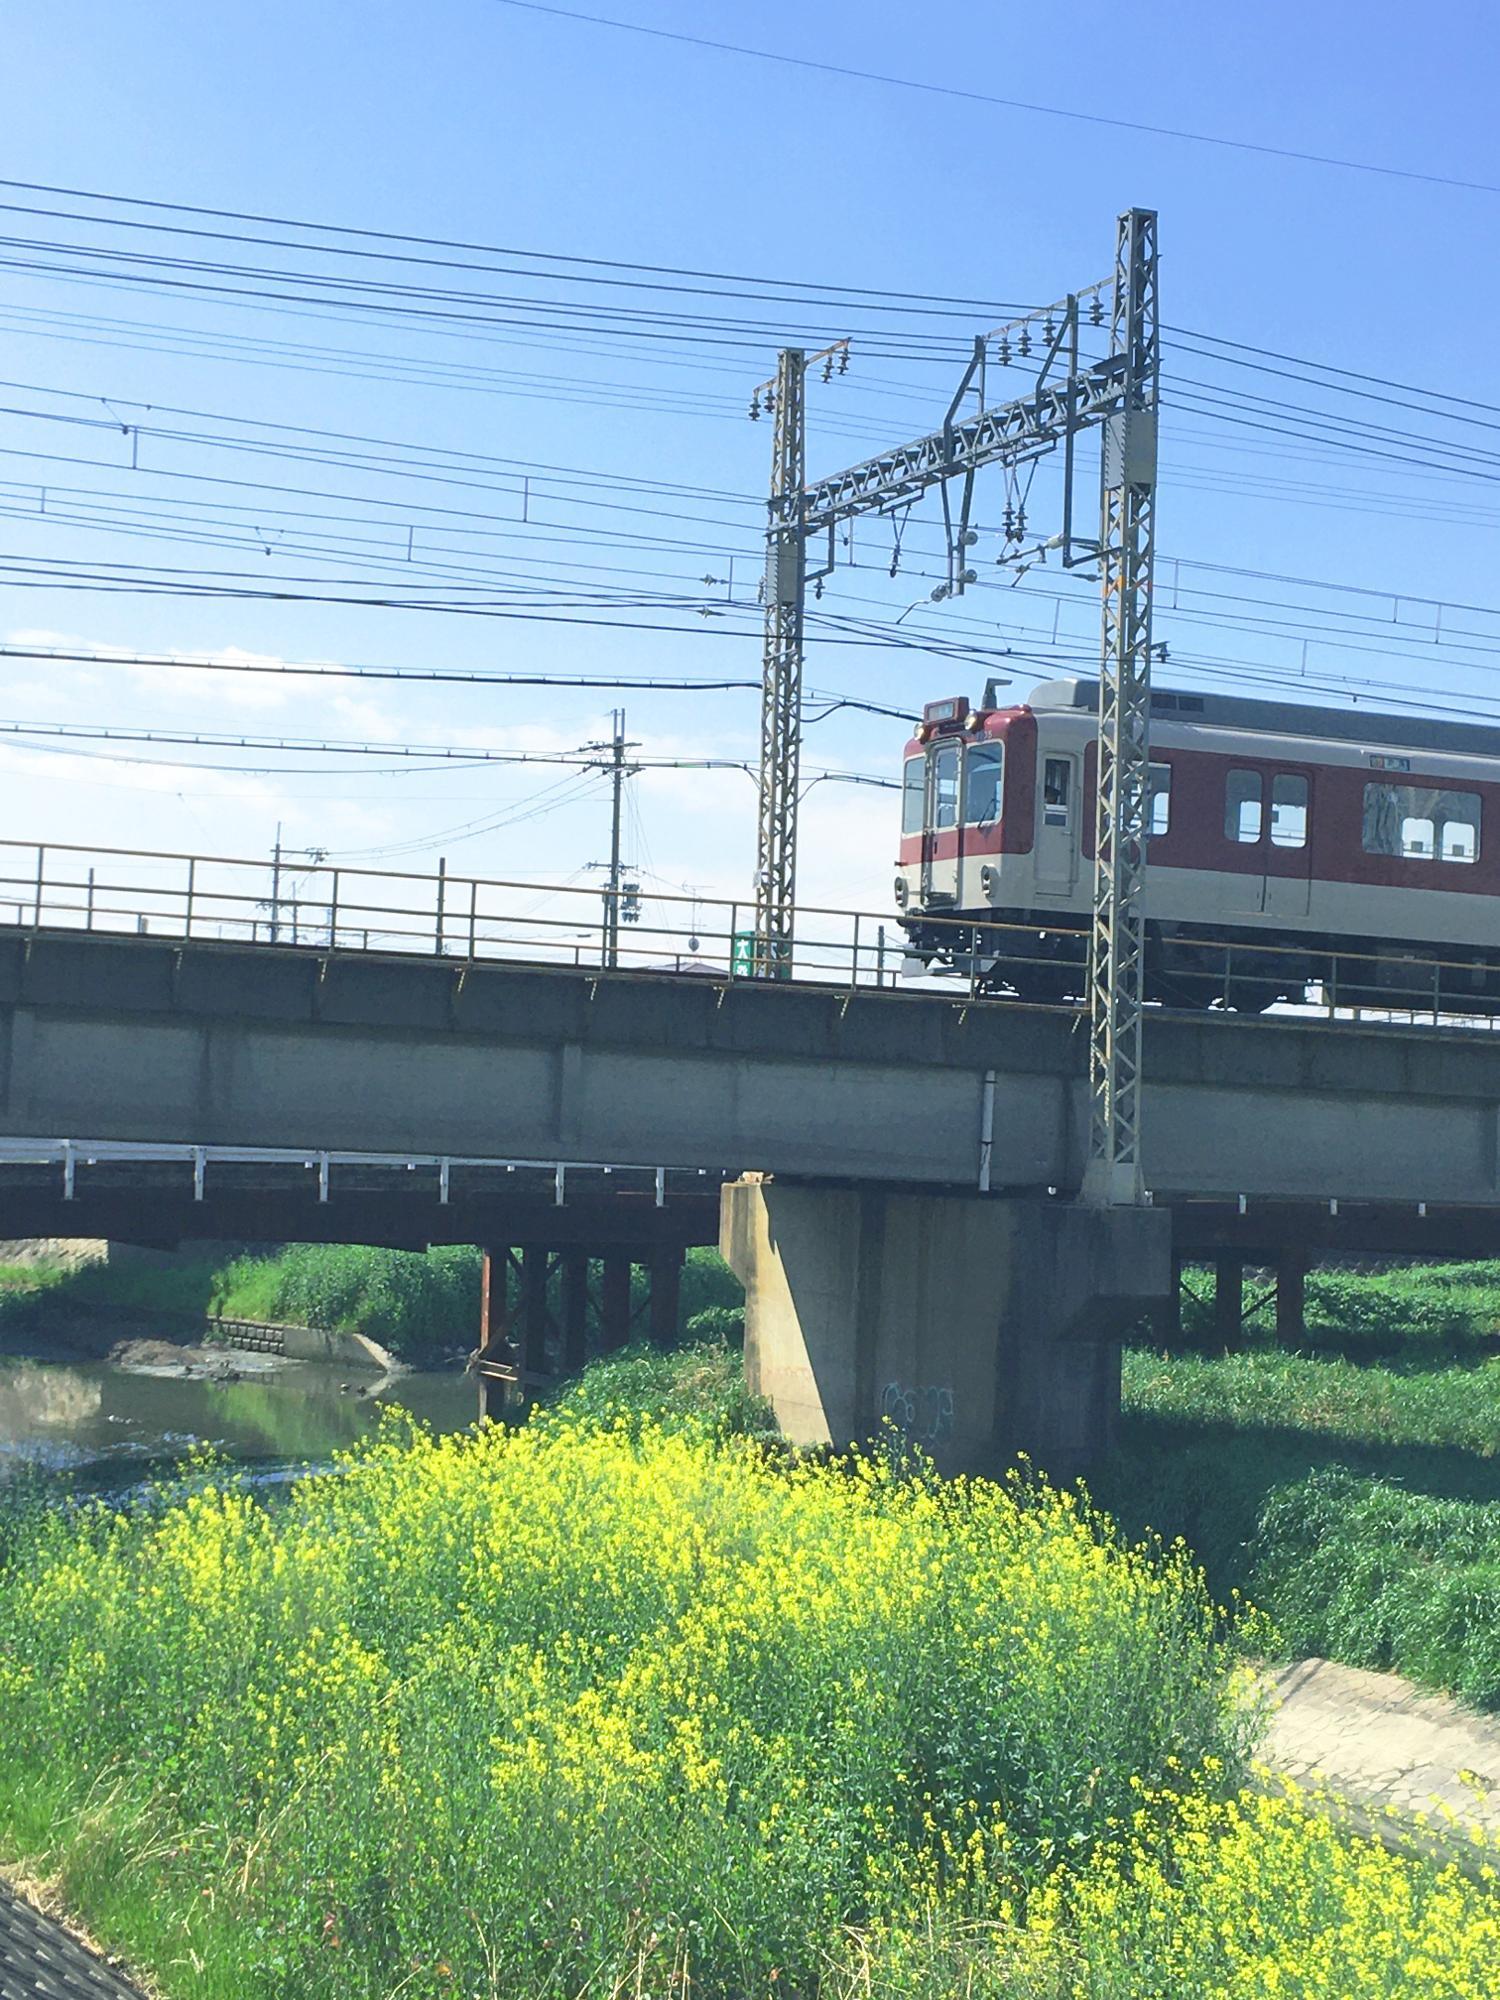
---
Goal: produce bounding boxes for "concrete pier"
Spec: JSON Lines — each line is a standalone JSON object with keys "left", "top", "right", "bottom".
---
{"left": 720, "top": 1178, "right": 1171, "bottom": 1477}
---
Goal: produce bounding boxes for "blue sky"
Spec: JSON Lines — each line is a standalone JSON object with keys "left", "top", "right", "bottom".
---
{"left": 1, "top": 0, "right": 1497, "bottom": 926}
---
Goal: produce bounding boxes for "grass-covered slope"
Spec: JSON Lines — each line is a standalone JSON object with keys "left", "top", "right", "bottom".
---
{"left": 2, "top": 1354, "right": 1497, "bottom": 1997}
{"left": 1104, "top": 1337, "right": 1500, "bottom": 1706}
{"left": 1, "top": 1401, "right": 1241, "bottom": 1997}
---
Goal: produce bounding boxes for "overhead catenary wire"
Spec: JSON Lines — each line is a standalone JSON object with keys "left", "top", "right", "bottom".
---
{"left": 488, "top": 0, "right": 1500, "bottom": 200}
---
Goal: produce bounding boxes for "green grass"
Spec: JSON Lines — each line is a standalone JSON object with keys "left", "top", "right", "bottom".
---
{"left": 1098, "top": 1342, "right": 1500, "bottom": 1707}
{"left": 1122, "top": 1345, "right": 1500, "bottom": 1455}
{"left": 1180, "top": 1259, "right": 1500, "bottom": 1360}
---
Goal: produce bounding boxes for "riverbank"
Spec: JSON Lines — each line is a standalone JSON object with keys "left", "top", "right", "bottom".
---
{"left": 0, "top": 1242, "right": 746, "bottom": 1368}
{"left": 2, "top": 1344, "right": 1496, "bottom": 1999}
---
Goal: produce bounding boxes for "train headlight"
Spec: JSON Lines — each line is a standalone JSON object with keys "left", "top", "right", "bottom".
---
{"left": 979, "top": 865, "right": 997, "bottom": 898}
{"left": 893, "top": 876, "right": 910, "bottom": 908}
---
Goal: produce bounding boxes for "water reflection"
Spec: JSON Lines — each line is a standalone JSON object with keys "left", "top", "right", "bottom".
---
{"left": 0, "top": 1351, "right": 475, "bottom": 1493}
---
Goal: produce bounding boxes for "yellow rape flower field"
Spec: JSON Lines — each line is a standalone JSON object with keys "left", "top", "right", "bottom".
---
{"left": 0, "top": 1372, "right": 1496, "bottom": 1998}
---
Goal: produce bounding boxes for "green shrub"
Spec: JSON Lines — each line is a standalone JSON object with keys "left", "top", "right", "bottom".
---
{"left": 219, "top": 1243, "right": 482, "bottom": 1363}
{"left": 0, "top": 1411, "right": 1247, "bottom": 1999}
{"left": 549, "top": 1339, "right": 773, "bottom": 1438}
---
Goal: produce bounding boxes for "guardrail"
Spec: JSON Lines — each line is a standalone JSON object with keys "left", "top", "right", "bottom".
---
{"left": 0, "top": 1136, "right": 727, "bottom": 1208}
{"left": 0, "top": 838, "right": 1496, "bottom": 1030}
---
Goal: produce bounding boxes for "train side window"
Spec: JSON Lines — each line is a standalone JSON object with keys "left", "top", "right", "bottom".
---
{"left": 1364, "top": 784, "right": 1481, "bottom": 863}
{"left": 1042, "top": 757, "right": 1071, "bottom": 827}
{"left": 1402, "top": 815, "right": 1435, "bottom": 860}
{"left": 1439, "top": 793, "right": 1480, "bottom": 863}
{"left": 1225, "top": 769, "right": 1263, "bottom": 843}
{"left": 902, "top": 756, "right": 925, "bottom": 835}
{"left": 933, "top": 741, "right": 959, "bottom": 830}
{"left": 1270, "top": 773, "right": 1308, "bottom": 848}
{"left": 1148, "top": 762, "right": 1171, "bottom": 838}
{"left": 964, "top": 740, "right": 1003, "bottom": 824}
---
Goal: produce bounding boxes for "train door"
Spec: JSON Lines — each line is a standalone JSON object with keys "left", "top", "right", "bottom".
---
{"left": 919, "top": 738, "right": 961, "bottom": 905}
{"left": 1223, "top": 765, "right": 1312, "bottom": 917}
{"left": 1263, "top": 769, "right": 1313, "bottom": 918}
{"left": 1034, "top": 752, "right": 1079, "bottom": 895}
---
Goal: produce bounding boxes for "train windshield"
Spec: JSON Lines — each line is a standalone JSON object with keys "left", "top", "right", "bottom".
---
{"left": 965, "top": 741, "right": 1003, "bottom": 824}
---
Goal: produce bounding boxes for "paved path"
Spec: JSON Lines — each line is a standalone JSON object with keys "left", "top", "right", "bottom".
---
{"left": 0, "top": 1887, "right": 146, "bottom": 2000}
{"left": 1265, "top": 1655, "right": 1500, "bottom": 1838}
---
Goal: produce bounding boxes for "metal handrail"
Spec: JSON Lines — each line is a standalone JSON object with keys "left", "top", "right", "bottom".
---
{"left": 1, "top": 836, "right": 1497, "bottom": 1030}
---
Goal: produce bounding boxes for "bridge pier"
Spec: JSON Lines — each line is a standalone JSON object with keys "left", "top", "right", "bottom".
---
{"left": 473, "top": 1241, "right": 689, "bottom": 1419}
{"left": 1214, "top": 1255, "right": 1244, "bottom": 1352}
{"left": 720, "top": 1179, "right": 1171, "bottom": 1478}
{"left": 1275, "top": 1251, "right": 1308, "bottom": 1345}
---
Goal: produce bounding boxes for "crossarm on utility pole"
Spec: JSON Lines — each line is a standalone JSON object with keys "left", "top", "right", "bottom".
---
{"left": 798, "top": 357, "right": 1128, "bottom": 535}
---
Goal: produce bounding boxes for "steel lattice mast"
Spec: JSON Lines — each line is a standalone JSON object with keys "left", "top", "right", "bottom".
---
{"left": 753, "top": 347, "right": 808, "bottom": 974}
{"left": 1082, "top": 210, "right": 1159, "bottom": 1206}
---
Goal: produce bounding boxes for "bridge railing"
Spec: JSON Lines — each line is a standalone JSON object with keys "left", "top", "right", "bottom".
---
{"left": 0, "top": 838, "right": 923, "bottom": 990}
{"left": 0, "top": 839, "right": 1496, "bottom": 1029}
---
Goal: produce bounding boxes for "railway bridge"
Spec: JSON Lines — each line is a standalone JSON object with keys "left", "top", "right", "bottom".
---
{"left": 4, "top": 905, "right": 1500, "bottom": 1471}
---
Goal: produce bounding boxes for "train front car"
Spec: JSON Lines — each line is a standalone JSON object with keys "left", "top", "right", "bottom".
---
{"left": 895, "top": 677, "right": 1500, "bottom": 1014}
{"left": 894, "top": 685, "right": 1094, "bottom": 1000}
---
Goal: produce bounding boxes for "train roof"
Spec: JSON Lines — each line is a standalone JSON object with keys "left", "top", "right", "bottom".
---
{"left": 1024, "top": 677, "right": 1500, "bottom": 761}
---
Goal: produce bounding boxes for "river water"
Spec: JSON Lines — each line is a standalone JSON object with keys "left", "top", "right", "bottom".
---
{"left": 0, "top": 1346, "right": 477, "bottom": 1498}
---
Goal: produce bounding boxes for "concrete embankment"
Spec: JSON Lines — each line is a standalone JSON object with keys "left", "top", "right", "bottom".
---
{"left": 1264, "top": 1655, "right": 1500, "bottom": 1866}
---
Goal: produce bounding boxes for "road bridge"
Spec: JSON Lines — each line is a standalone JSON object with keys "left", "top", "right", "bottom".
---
{"left": 5, "top": 917, "right": 1500, "bottom": 1471}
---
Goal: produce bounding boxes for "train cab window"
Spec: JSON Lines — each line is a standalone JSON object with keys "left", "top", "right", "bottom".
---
{"left": 1042, "top": 757, "right": 1071, "bottom": 827}
{"left": 902, "top": 756, "right": 924, "bottom": 835}
{"left": 932, "top": 741, "right": 960, "bottom": 829}
{"left": 964, "top": 740, "right": 1003, "bottom": 824}
{"left": 1148, "top": 762, "right": 1172, "bottom": 838}
{"left": 1225, "top": 769, "right": 1263, "bottom": 843}
{"left": 1364, "top": 784, "right": 1481, "bottom": 864}
{"left": 1270, "top": 773, "right": 1308, "bottom": 849}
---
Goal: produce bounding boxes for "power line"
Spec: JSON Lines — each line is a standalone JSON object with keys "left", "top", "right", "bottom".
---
{"left": 491, "top": 0, "right": 1500, "bottom": 199}
{"left": 0, "top": 177, "right": 1033, "bottom": 317}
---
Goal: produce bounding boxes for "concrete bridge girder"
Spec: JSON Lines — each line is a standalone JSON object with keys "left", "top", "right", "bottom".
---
{"left": 5, "top": 932, "right": 1500, "bottom": 1209}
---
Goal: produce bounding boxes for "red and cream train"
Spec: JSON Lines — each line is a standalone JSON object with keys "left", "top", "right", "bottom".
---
{"left": 894, "top": 678, "right": 1500, "bottom": 1009}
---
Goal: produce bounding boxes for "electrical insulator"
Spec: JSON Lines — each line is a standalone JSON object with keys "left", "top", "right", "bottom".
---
{"left": 1001, "top": 505, "right": 1014, "bottom": 538}
{"left": 959, "top": 567, "right": 978, "bottom": 586}
{"left": 1018, "top": 327, "right": 1032, "bottom": 357}
{"left": 930, "top": 583, "right": 950, "bottom": 602}
{"left": 959, "top": 528, "right": 978, "bottom": 547}
{"left": 1089, "top": 294, "right": 1105, "bottom": 326}
{"left": 749, "top": 393, "right": 762, "bottom": 420}
{"left": 838, "top": 347, "right": 849, "bottom": 373}
{"left": 822, "top": 356, "right": 834, "bottom": 382}
{"left": 997, "top": 335, "right": 1011, "bottom": 365}
{"left": 1043, "top": 315, "right": 1056, "bottom": 343}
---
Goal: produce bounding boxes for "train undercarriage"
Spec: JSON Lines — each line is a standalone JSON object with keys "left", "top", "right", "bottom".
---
{"left": 898, "top": 909, "right": 1500, "bottom": 1017}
